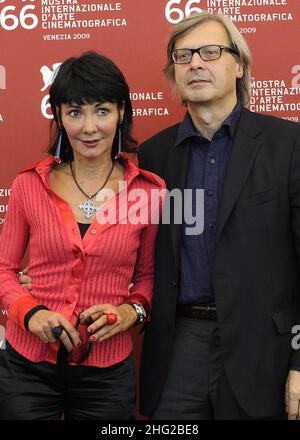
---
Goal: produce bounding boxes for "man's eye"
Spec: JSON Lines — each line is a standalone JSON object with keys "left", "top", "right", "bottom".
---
{"left": 204, "top": 47, "right": 218, "bottom": 56}
{"left": 181, "top": 52, "right": 189, "bottom": 58}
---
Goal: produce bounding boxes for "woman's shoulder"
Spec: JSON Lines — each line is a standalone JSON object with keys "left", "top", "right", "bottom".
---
{"left": 124, "top": 157, "right": 166, "bottom": 190}
{"left": 18, "top": 156, "right": 55, "bottom": 175}
{"left": 138, "top": 167, "right": 166, "bottom": 189}
{"left": 12, "top": 156, "right": 55, "bottom": 188}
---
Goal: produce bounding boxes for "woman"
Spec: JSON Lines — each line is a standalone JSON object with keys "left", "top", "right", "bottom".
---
{"left": 0, "top": 51, "right": 165, "bottom": 420}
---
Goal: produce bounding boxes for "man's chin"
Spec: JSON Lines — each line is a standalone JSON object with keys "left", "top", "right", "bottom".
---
{"left": 177, "top": 89, "right": 213, "bottom": 106}
{"left": 184, "top": 95, "right": 212, "bottom": 105}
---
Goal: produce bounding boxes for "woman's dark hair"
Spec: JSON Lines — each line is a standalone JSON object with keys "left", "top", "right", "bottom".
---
{"left": 48, "top": 51, "right": 136, "bottom": 161}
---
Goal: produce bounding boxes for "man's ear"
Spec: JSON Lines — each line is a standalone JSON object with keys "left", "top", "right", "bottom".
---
{"left": 236, "top": 62, "right": 243, "bottom": 79}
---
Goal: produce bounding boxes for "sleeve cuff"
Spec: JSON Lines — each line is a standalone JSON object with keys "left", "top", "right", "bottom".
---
{"left": 24, "top": 305, "right": 49, "bottom": 330}
{"left": 9, "top": 295, "right": 41, "bottom": 330}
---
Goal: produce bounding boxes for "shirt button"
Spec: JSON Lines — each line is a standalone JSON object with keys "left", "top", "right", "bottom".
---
{"left": 210, "top": 158, "right": 216, "bottom": 164}
{"left": 209, "top": 222, "right": 214, "bottom": 229}
{"left": 90, "top": 229, "right": 97, "bottom": 235}
{"left": 207, "top": 190, "right": 214, "bottom": 197}
{"left": 173, "top": 281, "right": 176, "bottom": 288}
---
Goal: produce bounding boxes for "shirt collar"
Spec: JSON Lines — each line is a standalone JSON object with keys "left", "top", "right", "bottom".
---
{"left": 18, "top": 154, "right": 162, "bottom": 188}
{"left": 175, "top": 100, "right": 242, "bottom": 146}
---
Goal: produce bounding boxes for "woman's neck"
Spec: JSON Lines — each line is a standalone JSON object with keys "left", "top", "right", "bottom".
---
{"left": 71, "top": 152, "right": 114, "bottom": 181}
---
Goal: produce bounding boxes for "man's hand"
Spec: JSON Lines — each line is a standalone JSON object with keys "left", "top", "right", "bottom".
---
{"left": 285, "top": 370, "right": 300, "bottom": 419}
{"left": 18, "top": 267, "right": 32, "bottom": 291}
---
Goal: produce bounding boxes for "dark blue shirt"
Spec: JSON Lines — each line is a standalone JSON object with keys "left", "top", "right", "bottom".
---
{"left": 178, "top": 103, "right": 241, "bottom": 304}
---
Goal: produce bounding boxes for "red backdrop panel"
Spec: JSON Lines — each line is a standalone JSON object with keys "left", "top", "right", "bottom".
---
{"left": 0, "top": 1, "right": 300, "bottom": 409}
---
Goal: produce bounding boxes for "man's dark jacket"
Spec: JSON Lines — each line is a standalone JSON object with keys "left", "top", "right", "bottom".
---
{"left": 138, "top": 107, "right": 300, "bottom": 418}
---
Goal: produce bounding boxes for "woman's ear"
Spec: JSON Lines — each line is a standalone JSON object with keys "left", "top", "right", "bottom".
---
{"left": 55, "top": 105, "right": 62, "bottom": 127}
{"left": 119, "top": 102, "right": 125, "bottom": 123}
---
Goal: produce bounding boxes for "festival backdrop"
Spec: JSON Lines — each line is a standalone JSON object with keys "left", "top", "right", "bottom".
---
{"left": 0, "top": 0, "right": 300, "bottom": 411}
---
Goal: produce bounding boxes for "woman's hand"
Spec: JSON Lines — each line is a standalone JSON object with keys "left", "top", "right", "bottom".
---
{"left": 28, "top": 310, "right": 81, "bottom": 352}
{"left": 80, "top": 304, "right": 138, "bottom": 343}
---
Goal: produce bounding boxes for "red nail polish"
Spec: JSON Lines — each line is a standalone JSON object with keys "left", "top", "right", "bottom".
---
{"left": 88, "top": 327, "right": 93, "bottom": 333}
{"left": 90, "top": 335, "right": 96, "bottom": 341}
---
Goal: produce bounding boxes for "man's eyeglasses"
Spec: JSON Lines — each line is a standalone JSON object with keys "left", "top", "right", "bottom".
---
{"left": 171, "top": 45, "right": 238, "bottom": 64}
{"left": 68, "top": 312, "right": 93, "bottom": 364}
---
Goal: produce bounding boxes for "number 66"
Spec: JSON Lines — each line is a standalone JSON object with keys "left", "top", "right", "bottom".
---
{"left": 165, "top": 0, "right": 202, "bottom": 25}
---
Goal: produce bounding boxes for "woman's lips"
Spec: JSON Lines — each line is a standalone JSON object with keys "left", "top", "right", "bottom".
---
{"left": 81, "top": 139, "right": 100, "bottom": 148}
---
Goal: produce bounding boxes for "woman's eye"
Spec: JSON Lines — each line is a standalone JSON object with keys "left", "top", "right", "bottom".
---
{"left": 98, "top": 108, "right": 109, "bottom": 115}
{"left": 69, "top": 110, "right": 80, "bottom": 117}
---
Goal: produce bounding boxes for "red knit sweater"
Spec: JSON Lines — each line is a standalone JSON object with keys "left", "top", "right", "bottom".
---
{"left": 0, "top": 156, "right": 165, "bottom": 367}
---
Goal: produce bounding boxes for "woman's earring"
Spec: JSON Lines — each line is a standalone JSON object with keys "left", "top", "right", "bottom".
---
{"left": 54, "top": 129, "right": 62, "bottom": 163}
{"left": 114, "top": 122, "right": 123, "bottom": 160}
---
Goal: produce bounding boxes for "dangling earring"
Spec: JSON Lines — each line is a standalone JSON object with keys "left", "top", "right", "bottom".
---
{"left": 114, "top": 122, "right": 123, "bottom": 160}
{"left": 54, "top": 128, "right": 62, "bottom": 163}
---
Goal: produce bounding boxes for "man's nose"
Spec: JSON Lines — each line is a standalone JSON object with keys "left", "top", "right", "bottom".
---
{"left": 190, "top": 51, "right": 206, "bottom": 70}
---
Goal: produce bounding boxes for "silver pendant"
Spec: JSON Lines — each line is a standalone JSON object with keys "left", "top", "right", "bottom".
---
{"left": 78, "top": 198, "right": 100, "bottom": 220}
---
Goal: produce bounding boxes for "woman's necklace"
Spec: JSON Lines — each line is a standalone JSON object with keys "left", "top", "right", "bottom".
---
{"left": 69, "top": 161, "right": 115, "bottom": 220}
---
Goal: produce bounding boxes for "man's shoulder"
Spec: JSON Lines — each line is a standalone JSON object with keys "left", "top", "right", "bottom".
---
{"left": 139, "top": 123, "right": 180, "bottom": 151}
{"left": 242, "top": 107, "right": 300, "bottom": 133}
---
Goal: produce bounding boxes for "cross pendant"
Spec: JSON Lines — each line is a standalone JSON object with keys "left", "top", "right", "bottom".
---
{"left": 78, "top": 198, "right": 100, "bottom": 220}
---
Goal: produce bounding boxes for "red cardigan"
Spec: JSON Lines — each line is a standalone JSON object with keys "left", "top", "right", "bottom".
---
{"left": 0, "top": 156, "right": 165, "bottom": 367}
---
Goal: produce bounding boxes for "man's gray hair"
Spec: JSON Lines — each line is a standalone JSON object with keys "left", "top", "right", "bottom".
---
{"left": 163, "top": 11, "right": 252, "bottom": 106}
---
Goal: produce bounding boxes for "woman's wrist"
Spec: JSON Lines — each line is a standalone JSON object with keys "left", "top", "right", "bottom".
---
{"left": 123, "top": 302, "right": 146, "bottom": 326}
{"left": 118, "top": 303, "right": 139, "bottom": 328}
{"left": 124, "top": 294, "right": 150, "bottom": 318}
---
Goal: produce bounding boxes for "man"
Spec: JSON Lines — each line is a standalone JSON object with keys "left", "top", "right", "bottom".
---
{"left": 138, "top": 11, "right": 300, "bottom": 419}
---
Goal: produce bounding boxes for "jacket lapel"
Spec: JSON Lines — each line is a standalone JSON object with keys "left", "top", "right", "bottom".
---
{"left": 166, "top": 140, "right": 190, "bottom": 270}
{"left": 216, "top": 108, "right": 263, "bottom": 242}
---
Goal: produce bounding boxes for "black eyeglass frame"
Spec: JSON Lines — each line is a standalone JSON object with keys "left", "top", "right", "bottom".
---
{"left": 171, "top": 45, "right": 239, "bottom": 64}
